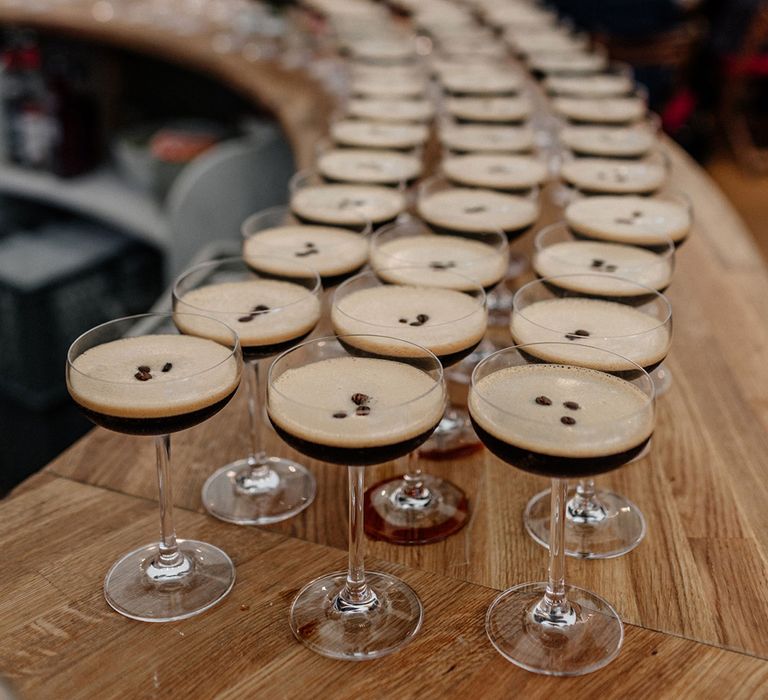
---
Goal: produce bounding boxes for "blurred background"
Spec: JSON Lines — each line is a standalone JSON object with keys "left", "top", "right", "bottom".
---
{"left": 0, "top": 0, "right": 765, "bottom": 493}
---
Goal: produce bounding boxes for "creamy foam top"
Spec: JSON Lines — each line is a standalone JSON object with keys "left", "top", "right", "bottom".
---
{"left": 442, "top": 154, "right": 547, "bottom": 190}
{"left": 268, "top": 356, "right": 445, "bottom": 448}
{"left": 418, "top": 188, "right": 539, "bottom": 232}
{"left": 446, "top": 96, "right": 532, "bottom": 122}
{"left": 560, "top": 125, "right": 655, "bottom": 157}
{"left": 69, "top": 335, "right": 240, "bottom": 419}
{"left": 469, "top": 364, "right": 653, "bottom": 458}
{"left": 439, "top": 124, "right": 535, "bottom": 153}
{"left": 534, "top": 241, "right": 672, "bottom": 294}
{"left": 351, "top": 75, "right": 426, "bottom": 98}
{"left": 331, "top": 120, "right": 428, "bottom": 149}
{"left": 440, "top": 68, "right": 524, "bottom": 95}
{"left": 243, "top": 225, "right": 368, "bottom": 278}
{"left": 332, "top": 285, "right": 487, "bottom": 358}
{"left": 175, "top": 280, "right": 321, "bottom": 347}
{"left": 372, "top": 235, "right": 507, "bottom": 289}
{"left": 528, "top": 52, "right": 607, "bottom": 74}
{"left": 545, "top": 74, "right": 634, "bottom": 98}
{"left": 348, "top": 98, "right": 434, "bottom": 123}
{"left": 511, "top": 298, "right": 670, "bottom": 369}
{"left": 566, "top": 196, "right": 690, "bottom": 243}
{"left": 561, "top": 159, "right": 666, "bottom": 194}
{"left": 317, "top": 149, "right": 422, "bottom": 185}
{"left": 553, "top": 97, "right": 646, "bottom": 124}
{"left": 291, "top": 184, "right": 406, "bottom": 225}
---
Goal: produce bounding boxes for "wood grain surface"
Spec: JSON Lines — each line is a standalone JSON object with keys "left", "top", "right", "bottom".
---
{"left": 1, "top": 3, "right": 768, "bottom": 698}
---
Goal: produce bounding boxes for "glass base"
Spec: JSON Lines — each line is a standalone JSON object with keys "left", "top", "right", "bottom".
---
{"left": 363, "top": 474, "right": 469, "bottom": 545}
{"left": 290, "top": 571, "right": 423, "bottom": 660}
{"left": 417, "top": 409, "right": 482, "bottom": 460}
{"left": 524, "top": 488, "right": 646, "bottom": 559}
{"left": 103, "top": 539, "right": 235, "bottom": 622}
{"left": 486, "top": 582, "right": 623, "bottom": 676}
{"left": 202, "top": 456, "right": 316, "bottom": 525}
{"left": 652, "top": 364, "right": 672, "bottom": 396}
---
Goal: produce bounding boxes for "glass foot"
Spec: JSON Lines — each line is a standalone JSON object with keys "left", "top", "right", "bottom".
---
{"left": 524, "top": 488, "right": 646, "bottom": 559}
{"left": 486, "top": 582, "right": 623, "bottom": 676}
{"left": 290, "top": 571, "right": 423, "bottom": 660}
{"left": 363, "top": 474, "right": 470, "bottom": 545}
{"left": 103, "top": 539, "right": 235, "bottom": 622}
{"left": 202, "top": 456, "right": 316, "bottom": 525}
{"left": 417, "top": 409, "right": 482, "bottom": 460}
{"left": 652, "top": 364, "right": 672, "bottom": 396}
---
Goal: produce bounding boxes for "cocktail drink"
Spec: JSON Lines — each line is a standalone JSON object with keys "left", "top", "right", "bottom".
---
{"left": 267, "top": 335, "right": 446, "bottom": 659}
{"left": 533, "top": 221, "right": 675, "bottom": 298}
{"left": 469, "top": 342, "right": 655, "bottom": 675}
{"left": 511, "top": 274, "right": 671, "bottom": 559}
{"left": 66, "top": 313, "right": 243, "bottom": 622}
{"left": 331, "top": 269, "right": 487, "bottom": 544}
{"left": 242, "top": 204, "right": 370, "bottom": 288}
{"left": 173, "top": 257, "right": 321, "bottom": 525}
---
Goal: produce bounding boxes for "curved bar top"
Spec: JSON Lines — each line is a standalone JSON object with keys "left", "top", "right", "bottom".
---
{"left": 2, "top": 5, "right": 768, "bottom": 698}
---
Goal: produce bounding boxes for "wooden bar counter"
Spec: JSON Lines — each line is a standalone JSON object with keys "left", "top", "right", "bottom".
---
{"left": 2, "top": 4, "right": 768, "bottom": 698}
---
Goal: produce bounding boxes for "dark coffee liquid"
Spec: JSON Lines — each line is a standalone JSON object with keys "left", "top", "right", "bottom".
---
{"left": 471, "top": 418, "right": 651, "bottom": 478}
{"left": 74, "top": 388, "right": 237, "bottom": 436}
{"left": 337, "top": 337, "right": 481, "bottom": 370}
{"left": 241, "top": 331, "right": 314, "bottom": 361}
{"left": 269, "top": 420, "right": 441, "bottom": 466}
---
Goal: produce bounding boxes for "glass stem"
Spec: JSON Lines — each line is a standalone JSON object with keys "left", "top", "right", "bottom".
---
{"left": 341, "top": 465, "right": 375, "bottom": 607}
{"left": 155, "top": 434, "right": 183, "bottom": 568}
{"left": 533, "top": 478, "right": 573, "bottom": 626}
{"left": 402, "top": 450, "right": 428, "bottom": 499}
{"left": 245, "top": 358, "right": 268, "bottom": 474}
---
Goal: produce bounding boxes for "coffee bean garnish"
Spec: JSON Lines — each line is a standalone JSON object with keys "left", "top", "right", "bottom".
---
{"left": 429, "top": 261, "right": 456, "bottom": 270}
{"left": 351, "top": 393, "right": 370, "bottom": 406}
{"left": 134, "top": 370, "right": 152, "bottom": 381}
{"left": 535, "top": 395, "right": 552, "bottom": 406}
{"left": 573, "top": 329, "right": 590, "bottom": 336}
{"left": 238, "top": 315, "right": 254, "bottom": 323}
{"left": 295, "top": 248, "right": 319, "bottom": 257}
{"left": 632, "top": 210, "right": 642, "bottom": 217}
{"left": 355, "top": 405, "right": 371, "bottom": 416}
{"left": 416, "top": 314, "right": 429, "bottom": 323}
{"left": 464, "top": 205, "right": 487, "bottom": 214}
{"left": 560, "top": 416, "right": 576, "bottom": 425}
{"left": 137, "top": 365, "right": 151, "bottom": 373}
{"left": 333, "top": 411, "right": 347, "bottom": 419}
{"left": 399, "top": 318, "right": 408, "bottom": 324}
{"left": 162, "top": 363, "right": 173, "bottom": 373}
{"left": 591, "top": 259, "right": 604, "bottom": 268}
{"left": 563, "top": 401, "right": 580, "bottom": 410}
{"left": 252, "top": 304, "right": 270, "bottom": 314}
{"left": 604, "top": 264, "right": 617, "bottom": 272}
{"left": 565, "top": 334, "right": 578, "bottom": 340}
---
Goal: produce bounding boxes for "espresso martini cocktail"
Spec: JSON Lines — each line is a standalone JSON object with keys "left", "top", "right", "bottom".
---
{"left": 173, "top": 256, "right": 322, "bottom": 527}
{"left": 267, "top": 335, "right": 446, "bottom": 660}
{"left": 66, "top": 313, "right": 243, "bottom": 623}
{"left": 332, "top": 269, "right": 487, "bottom": 545}
{"left": 469, "top": 343, "right": 655, "bottom": 676}
{"left": 511, "top": 275, "right": 671, "bottom": 561}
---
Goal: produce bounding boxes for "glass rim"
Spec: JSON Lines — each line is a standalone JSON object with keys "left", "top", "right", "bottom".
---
{"left": 470, "top": 341, "right": 655, "bottom": 423}
{"left": 371, "top": 216, "right": 508, "bottom": 256}
{"left": 333, "top": 267, "right": 488, "bottom": 327}
{"left": 267, "top": 333, "right": 445, "bottom": 411}
{"left": 242, "top": 204, "right": 373, "bottom": 242}
{"left": 513, "top": 273, "right": 673, "bottom": 337}
{"left": 66, "top": 312, "right": 242, "bottom": 384}
{"left": 173, "top": 255, "right": 322, "bottom": 315}
{"left": 533, "top": 220, "right": 675, "bottom": 262}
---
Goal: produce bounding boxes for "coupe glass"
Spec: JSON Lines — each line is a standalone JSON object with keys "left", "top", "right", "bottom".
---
{"left": 241, "top": 204, "right": 371, "bottom": 289}
{"left": 173, "top": 256, "right": 321, "bottom": 525}
{"left": 66, "top": 313, "right": 243, "bottom": 621}
{"left": 469, "top": 342, "right": 655, "bottom": 675}
{"left": 267, "top": 335, "right": 446, "bottom": 659}
{"left": 331, "top": 269, "right": 486, "bottom": 544}
{"left": 511, "top": 273, "right": 671, "bottom": 558}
